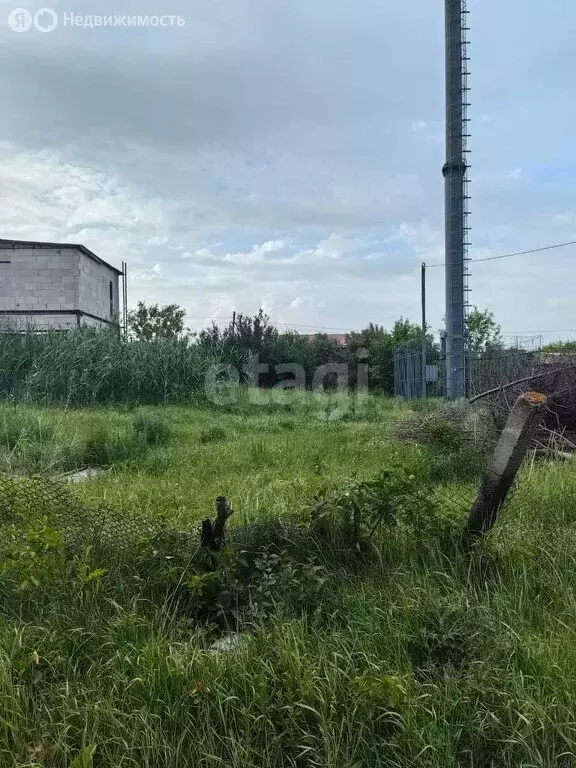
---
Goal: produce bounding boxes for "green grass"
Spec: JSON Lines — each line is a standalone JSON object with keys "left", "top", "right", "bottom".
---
{"left": 1, "top": 390, "right": 576, "bottom": 767}
{"left": 71, "top": 390, "right": 404, "bottom": 526}
{"left": 0, "top": 405, "right": 173, "bottom": 476}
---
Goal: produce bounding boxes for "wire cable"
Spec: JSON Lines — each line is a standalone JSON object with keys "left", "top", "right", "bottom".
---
{"left": 426, "top": 238, "right": 576, "bottom": 269}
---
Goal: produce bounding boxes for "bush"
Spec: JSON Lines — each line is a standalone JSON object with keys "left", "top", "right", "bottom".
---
{"left": 130, "top": 513, "right": 332, "bottom": 627}
{"left": 212, "top": 550, "right": 330, "bottom": 625}
{"left": 309, "top": 451, "right": 434, "bottom": 555}
{"left": 422, "top": 417, "right": 463, "bottom": 451}
{"left": 0, "top": 520, "right": 66, "bottom": 590}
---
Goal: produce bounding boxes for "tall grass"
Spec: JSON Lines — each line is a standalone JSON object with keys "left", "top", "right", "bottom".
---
{"left": 0, "top": 328, "right": 222, "bottom": 405}
{"left": 0, "top": 405, "right": 174, "bottom": 475}
{"left": 2, "top": 463, "right": 576, "bottom": 767}
{"left": 1, "top": 392, "right": 576, "bottom": 766}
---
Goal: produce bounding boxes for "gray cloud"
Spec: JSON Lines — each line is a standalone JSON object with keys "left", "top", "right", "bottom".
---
{"left": 0, "top": 0, "right": 575, "bottom": 340}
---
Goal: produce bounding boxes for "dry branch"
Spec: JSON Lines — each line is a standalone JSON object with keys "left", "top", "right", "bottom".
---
{"left": 469, "top": 366, "right": 576, "bottom": 405}
{"left": 533, "top": 448, "right": 574, "bottom": 461}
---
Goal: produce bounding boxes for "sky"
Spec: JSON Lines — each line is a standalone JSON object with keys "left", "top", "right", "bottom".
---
{"left": 0, "top": 0, "right": 575, "bottom": 343}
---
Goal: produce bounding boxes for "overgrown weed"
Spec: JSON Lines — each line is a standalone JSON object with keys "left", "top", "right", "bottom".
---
{"left": 0, "top": 393, "right": 575, "bottom": 766}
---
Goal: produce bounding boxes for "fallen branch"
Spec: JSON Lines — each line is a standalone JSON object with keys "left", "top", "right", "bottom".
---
{"left": 469, "top": 366, "right": 576, "bottom": 405}
{"left": 533, "top": 448, "right": 574, "bottom": 461}
{"left": 539, "top": 427, "right": 576, "bottom": 451}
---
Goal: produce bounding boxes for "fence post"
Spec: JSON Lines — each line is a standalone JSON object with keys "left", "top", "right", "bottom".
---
{"left": 465, "top": 391, "right": 547, "bottom": 539}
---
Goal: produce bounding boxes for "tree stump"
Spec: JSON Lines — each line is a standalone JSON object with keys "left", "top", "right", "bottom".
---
{"left": 200, "top": 496, "right": 234, "bottom": 551}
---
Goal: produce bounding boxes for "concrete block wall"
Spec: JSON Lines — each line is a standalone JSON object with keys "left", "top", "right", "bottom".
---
{"left": 78, "top": 253, "right": 120, "bottom": 324}
{"left": 79, "top": 314, "right": 112, "bottom": 329}
{"left": 0, "top": 247, "right": 80, "bottom": 312}
{"left": 0, "top": 245, "right": 121, "bottom": 330}
{"left": 0, "top": 313, "right": 79, "bottom": 332}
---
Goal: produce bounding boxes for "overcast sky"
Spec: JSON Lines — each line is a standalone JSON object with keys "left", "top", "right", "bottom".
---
{"left": 1, "top": 0, "right": 575, "bottom": 342}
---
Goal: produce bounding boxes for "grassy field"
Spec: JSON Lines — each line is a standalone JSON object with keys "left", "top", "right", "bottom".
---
{"left": 1, "top": 391, "right": 576, "bottom": 767}
{"left": 0, "top": 392, "right": 404, "bottom": 523}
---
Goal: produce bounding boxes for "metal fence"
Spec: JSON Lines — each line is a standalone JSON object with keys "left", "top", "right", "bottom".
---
{"left": 395, "top": 340, "right": 544, "bottom": 400}
{"left": 394, "top": 346, "right": 445, "bottom": 399}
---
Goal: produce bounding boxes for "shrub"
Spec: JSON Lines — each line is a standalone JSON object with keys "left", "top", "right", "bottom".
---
{"left": 422, "top": 417, "right": 463, "bottom": 450}
{"left": 0, "top": 520, "right": 66, "bottom": 590}
{"left": 133, "top": 513, "right": 331, "bottom": 627}
{"left": 213, "top": 550, "right": 330, "bottom": 625}
{"left": 309, "top": 451, "right": 433, "bottom": 554}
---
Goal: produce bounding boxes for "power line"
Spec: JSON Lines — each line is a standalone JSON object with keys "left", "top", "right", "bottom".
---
{"left": 426, "top": 238, "right": 576, "bottom": 269}
{"left": 187, "top": 315, "right": 354, "bottom": 333}
{"left": 271, "top": 321, "right": 352, "bottom": 332}
{"left": 502, "top": 329, "right": 576, "bottom": 335}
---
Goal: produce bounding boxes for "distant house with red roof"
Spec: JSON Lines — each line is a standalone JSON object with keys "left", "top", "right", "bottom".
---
{"left": 304, "top": 333, "right": 348, "bottom": 347}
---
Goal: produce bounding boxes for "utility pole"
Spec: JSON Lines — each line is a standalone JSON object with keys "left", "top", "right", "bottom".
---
{"left": 231, "top": 311, "right": 236, "bottom": 335}
{"left": 122, "top": 261, "right": 128, "bottom": 340}
{"left": 421, "top": 262, "right": 427, "bottom": 398}
{"left": 443, "top": 0, "right": 470, "bottom": 398}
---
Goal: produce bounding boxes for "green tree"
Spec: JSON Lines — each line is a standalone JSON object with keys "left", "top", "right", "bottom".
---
{"left": 128, "top": 301, "right": 186, "bottom": 342}
{"left": 198, "top": 309, "right": 288, "bottom": 385}
{"left": 390, "top": 318, "right": 428, "bottom": 348}
{"left": 346, "top": 318, "right": 431, "bottom": 395}
{"left": 467, "top": 307, "right": 503, "bottom": 354}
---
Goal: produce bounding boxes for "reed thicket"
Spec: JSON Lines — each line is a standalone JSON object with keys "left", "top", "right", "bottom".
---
{"left": 0, "top": 329, "right": 222, "bottom": 405}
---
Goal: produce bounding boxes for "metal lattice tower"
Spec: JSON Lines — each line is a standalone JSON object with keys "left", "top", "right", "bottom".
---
{"left": 443, "top": 0, "right": 471, "bottom": 398}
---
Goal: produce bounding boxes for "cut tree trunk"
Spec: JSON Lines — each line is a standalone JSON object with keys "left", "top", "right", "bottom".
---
{"left": 465, "top": 391, "right": 547, "bottom": 541}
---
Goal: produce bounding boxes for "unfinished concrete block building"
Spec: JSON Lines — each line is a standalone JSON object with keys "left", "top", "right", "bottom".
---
{"left": 0, "top": 238, "right": 123, "bottom": 331}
